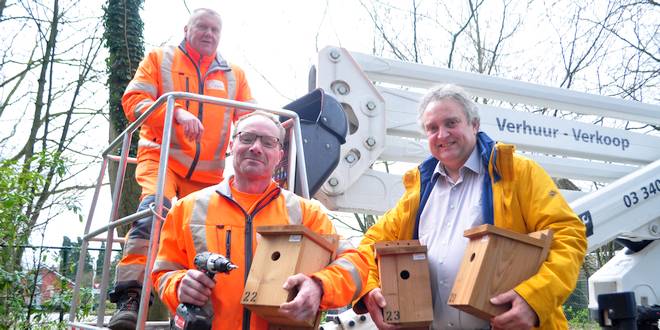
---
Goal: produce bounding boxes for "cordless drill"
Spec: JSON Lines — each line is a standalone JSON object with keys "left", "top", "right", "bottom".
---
{"left": 172, "top": 252, "right": 237, "bottom": 330}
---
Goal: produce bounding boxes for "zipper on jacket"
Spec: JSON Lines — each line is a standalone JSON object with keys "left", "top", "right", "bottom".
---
{"left": 242, "top": 214, "right": 253, "bottom": 330}
{"left": 214, "top": 195, "right": 256, "bottom": 330}
{"left": 180, "top": 47, "right": 204, "bottom": 180}
{"left": 196, "top": 57, "right": 205, "bottom": 122}
{"left": 180, "top": 45, "right": 231, "bottom": 180}
{"left": 217, "top": 187, "right": 281, "bottom": 330}
{"left": 242, "top": 188, "right": 282, "bottom": 330}
{"left": 244, "top": 214, "right": 253, "bottom": 281}
{"left": 185, "top": 76, "right": 190, "bottom": 109}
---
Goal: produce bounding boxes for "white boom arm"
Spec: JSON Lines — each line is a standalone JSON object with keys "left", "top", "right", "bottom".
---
{"left": 315, "top": 46, "right": 660, "bottom": 321}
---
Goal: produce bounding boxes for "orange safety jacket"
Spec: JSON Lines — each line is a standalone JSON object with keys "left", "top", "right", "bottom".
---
{"left": 122, "top": 41, "right": 253, "bottom": 183}
{"left": 152, "top": 178, "right": 369, "bottom": 330}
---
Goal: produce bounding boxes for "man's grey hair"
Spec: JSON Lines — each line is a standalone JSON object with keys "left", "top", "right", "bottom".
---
{"left": 234, "top": 110, "right": 286, "bottom": 142}
{"left": 187, "top": 8, "right": 222, "bottom": 29}
{"left": 417, "top": 84, "right": 480, "bottom": 129}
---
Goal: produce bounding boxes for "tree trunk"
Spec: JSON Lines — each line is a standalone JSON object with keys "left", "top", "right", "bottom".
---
{"left": 10, "top": 0, "right": 61, "bottom": 271}
{"left": 104, "top": 0, "right": 143, "bottom": 235}
{"left": 20, "top": 0, "right": 58, "bottom": 165}
{"left": 104, "top": 0, "right": 169, "bottom": 321}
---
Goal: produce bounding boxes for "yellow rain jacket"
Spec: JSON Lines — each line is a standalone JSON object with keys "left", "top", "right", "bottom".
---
{"left": 356, "top": 132, "right": 587, "bottom": 329}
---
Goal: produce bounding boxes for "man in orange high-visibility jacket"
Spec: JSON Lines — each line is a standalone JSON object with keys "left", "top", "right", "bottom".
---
{"left": 152, "top": 111, "right": 369, "bottom": 330}
{"left": 109, "top": 8, "right": 253, "bottom": 330}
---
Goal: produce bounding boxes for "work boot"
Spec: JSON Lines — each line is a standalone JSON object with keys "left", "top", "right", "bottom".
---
{"left": 108, "top": 289, "right": 140, "bottom": 330}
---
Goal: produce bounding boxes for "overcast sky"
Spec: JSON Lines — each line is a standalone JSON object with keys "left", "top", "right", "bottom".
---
{"left": 142, "top": 0, "right": 374, "bottom": 105}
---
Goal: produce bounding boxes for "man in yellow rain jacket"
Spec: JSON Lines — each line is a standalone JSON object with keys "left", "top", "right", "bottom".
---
{"left": 110, "top": 8, "right": 253, "bottom": 329}
{"left": 355, "top": 85, "right": 587, "bottom": 329}
{"left": 152, "top": 111, "right": 369, "bottom": 329}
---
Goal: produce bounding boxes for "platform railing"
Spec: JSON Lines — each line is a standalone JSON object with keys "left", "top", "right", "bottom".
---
{"left": 68, "top": 92, "right": 310, "bottom": 329}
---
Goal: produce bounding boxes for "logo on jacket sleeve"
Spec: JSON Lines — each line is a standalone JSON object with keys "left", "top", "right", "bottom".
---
{"left": 206, "top": 80, "right": 225, "bottom": 91}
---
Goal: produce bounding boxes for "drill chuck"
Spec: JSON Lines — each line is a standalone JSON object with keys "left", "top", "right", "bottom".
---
{"left": 194, "top": 251, "right": 238, "bottom": 274}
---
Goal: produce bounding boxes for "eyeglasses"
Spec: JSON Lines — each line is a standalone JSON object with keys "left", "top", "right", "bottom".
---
{"left": 234, "top": 131, "right": 281, "bottom": 149}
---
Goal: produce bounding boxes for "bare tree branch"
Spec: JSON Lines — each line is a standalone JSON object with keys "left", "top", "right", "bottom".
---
{"left": 412, "top": 0, "right": 419, "bottom": 63}
{"left": 359, "top": 0, "right": 410, "bottom": 61}
{"left": 448, "top": 0, "right": 484, "bottom": 68}
{"left": 14, "top": 0, "right": 60, "bottom": 164}
{"left": 593, "top": 18, "right": 659, "bottom": 63}
{"left": 0, "top": 49, "right": 38, "bottom": 117}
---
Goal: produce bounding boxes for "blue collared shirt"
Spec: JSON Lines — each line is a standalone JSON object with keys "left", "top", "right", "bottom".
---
{"left": 419, "top": 146, "right": 490, "bottom": 329}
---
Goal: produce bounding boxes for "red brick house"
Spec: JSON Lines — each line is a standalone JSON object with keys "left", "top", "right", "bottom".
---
{"left": 34, "top": 267, "right": 73, "bottom": 305}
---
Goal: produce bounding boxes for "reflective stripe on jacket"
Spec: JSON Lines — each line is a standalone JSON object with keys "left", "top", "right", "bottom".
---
{"left": 356, "top": 132, "right": 587, "bottom": 329}
{"left": 122, "top": 41, "right": 253, "bottom": 183}
{"left": 152, "top": 178, "right": 368, "bottom": 330}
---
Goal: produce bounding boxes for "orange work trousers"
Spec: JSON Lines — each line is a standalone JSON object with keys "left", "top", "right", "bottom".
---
{"left": 111, "top": 159, "right": 217, "bottom": 299}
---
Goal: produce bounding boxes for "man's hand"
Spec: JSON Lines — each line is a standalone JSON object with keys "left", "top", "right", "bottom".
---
{"left": 279, "top": 273, "right": 323, "bottom": 321}
{"left": 174, "top": 108, "right": 204, "bottom": 142}
{"left": 364, "top": 288, "right": 401, "bottom": 330}
{"left": 490, "top": 289, "right": 539, "bottom": 330}
{"left": 177, "top": 269, "right": 215, "bottom": 306}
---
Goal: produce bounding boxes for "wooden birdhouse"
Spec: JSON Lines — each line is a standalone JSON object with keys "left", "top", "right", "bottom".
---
{"left": 242, "top": 225, "right": 338, "bottom": 329}
{"left": 376, "top": 240, "right": 433, "bottom": 329}
{"left": 448, "top": 224, "right": 553, "bottom": 320}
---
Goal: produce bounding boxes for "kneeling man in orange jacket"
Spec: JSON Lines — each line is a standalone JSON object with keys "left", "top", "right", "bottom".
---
{"left": 152, "top": 111, "right": 369, "bottom": 329}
